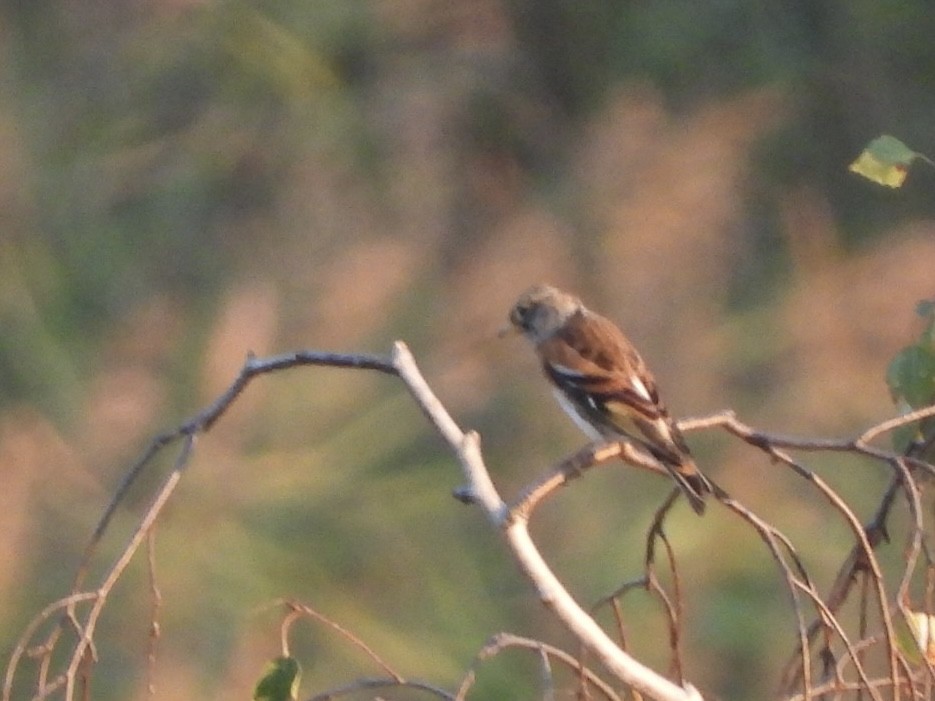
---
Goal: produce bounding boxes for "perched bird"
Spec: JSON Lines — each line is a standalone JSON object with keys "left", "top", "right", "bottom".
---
{"left": 506, "top": 284, "right": 712, "bottom": 515}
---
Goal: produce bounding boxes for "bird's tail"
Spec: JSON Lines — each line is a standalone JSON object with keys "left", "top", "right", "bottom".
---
{"left": 672, "top": 462, "right": 713, "bottom": 516}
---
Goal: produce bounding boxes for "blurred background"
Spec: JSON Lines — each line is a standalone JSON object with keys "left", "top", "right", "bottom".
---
{"left": 1, "top": 1, "right": 934, "bottom": 699}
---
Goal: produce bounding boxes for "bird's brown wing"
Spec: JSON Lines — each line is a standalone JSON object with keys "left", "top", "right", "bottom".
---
{"left": 539, "top": 310, "right": 710, "bottom": 514}
{"left": 539, "top": 311, "right": 661, "bottom": 413}
{"left": 539, "top": 310, "right": 692, "bottom": 461}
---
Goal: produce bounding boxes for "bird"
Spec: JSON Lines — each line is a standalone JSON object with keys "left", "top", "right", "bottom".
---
{"left": 505, "top": 283, "right": 712, "bottom": 515}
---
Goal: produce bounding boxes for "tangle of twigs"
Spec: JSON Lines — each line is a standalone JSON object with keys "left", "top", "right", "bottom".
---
{"left": 4, "top": 343, "right": 935, "bottom": 701}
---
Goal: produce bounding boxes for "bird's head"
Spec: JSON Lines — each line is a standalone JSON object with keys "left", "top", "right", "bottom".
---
{"left": 505, "top": 284, "right": 582, "bottom": 344}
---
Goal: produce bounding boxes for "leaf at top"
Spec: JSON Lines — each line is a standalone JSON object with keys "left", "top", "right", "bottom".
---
{"left": 253, "top": 656, "right": 301, "bottom": 701}
{"left": 849, "top": 134, "right": 920, "bottom": 188}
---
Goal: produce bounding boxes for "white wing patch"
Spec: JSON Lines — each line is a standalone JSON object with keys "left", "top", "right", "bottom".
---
{"left": 547, "top": 361, "right": 589, "bottom": 379}
{"left": 552, "top": 389, "right": 605, "bottom": 440}
{"left": 630, "top": 374, "right": 652, "bottom": 401}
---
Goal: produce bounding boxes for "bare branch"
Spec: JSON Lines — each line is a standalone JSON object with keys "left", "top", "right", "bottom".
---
{"left": 13, "top": 341, "right": 935, "bottom": 701}
{"left": 858, "top": 404, "right": 935, "bottom": 446}
{"left": 76, "top": 351, "right": 397, "bottom": 592}
{"left": 278, "top": 600, "right": 403, "bottom": 683}
{"left": 4, "top": 350, "right": 401, "bottom": 701}
{"left": 391, "top": 342, "right": 705, "bottom": 700}
{"left": 64, "top": 435, "right": 192, "bottom": 700}
{"left": 306, "top": 676, "right": 455, "bottom": 701}
{"left": 509, "top": 440, "right": 670, "bottom": 522}
{"left": 455, "top": 632, "right": 622, "bottom": 701}
{"left": 682, "top": 409, "right": 935, "bottom": 476}
{"left": 146, "top": 527, "right": 161, "bottom": 696}
{"left": 3, "top": 593, "right": 97, "bottom": 701}
{"left": 537, "top": 643, "right": 555, "bottom": 701}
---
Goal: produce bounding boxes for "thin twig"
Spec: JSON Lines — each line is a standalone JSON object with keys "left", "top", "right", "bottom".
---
{"left": 146, "top": 527, "right": 161, "bottom": 696}
{"left": 13, "top": 343, "right": 935, "bottom": 701}
{"left": 306, "top": 676, "right": 455, "bottom": 701}
{"left": 454, "top": 633, "right": 621, "bottom": 701}
{"left": 279, "top": 600, "right": 403, "bottom": 682}
{"left": 643, "top": 491, "right": 685, "bottom": 682}
{"left": 392, "top": 342, "right": 704, "bottom": 701}
{"left": 2, "top": 593, "right": 97, "bottom": 700}
{"left": 4, "top": 351, "right": 399, "bottom": 701}
{"left": 64, "top": 436, "right": 193, "bottom": 700}
{"left": 74, "top": 351, "right": 396, "bottom": 593}
{"left": 682, "top": 410, "right": 935, "bottom": 477}
{"left": 537, "top": 643, "right": 555, "bottom": 701}
{"left": 686, "top": 409, "right": 931, "bottom": 699}
{"left": 509, "top": 440, "right": 670, "bottom": 521}
{"left": 857, "top": 405, "right": 935, "bottom": 446}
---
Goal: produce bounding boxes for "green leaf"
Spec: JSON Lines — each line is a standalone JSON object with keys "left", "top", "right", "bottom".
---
{"left": 889, "top": 400, "right": 922, "bottom": 455}
{"left": 895, "top": 612, "right": 927, "bottom": 666}
{"left": 887, "top": 305, "right": 935, "bottom": 454}
{"left": 886, "top": 346, "right": 935, "bottom": 409}
{"left": 253, "top": 656, "right": 301, "bottom": 701}
{"left": 900, "top": 611, "right": 935, "bottom": 665}
{"left": 849, "top": 135, "right": 922, "bottom": 188}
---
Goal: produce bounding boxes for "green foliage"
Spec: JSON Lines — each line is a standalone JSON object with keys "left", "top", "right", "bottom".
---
{"left": 895, "top": 611, "right": 928, "bottom": 666}
{"left": 886, "top": 301, "right": 935, "bottom": 453}
{"left": 253, "top": 656, "right": 301, "bottom": 701}
{"left": 849, "top": 135, "right": 934, "bottom": 188}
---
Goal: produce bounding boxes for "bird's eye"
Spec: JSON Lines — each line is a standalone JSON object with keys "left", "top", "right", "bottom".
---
{"left": 516, "top": 303, "right": 535, "bottom": 328}
{"left": 510, "top": 303, "right": 530, "bottom": 328}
